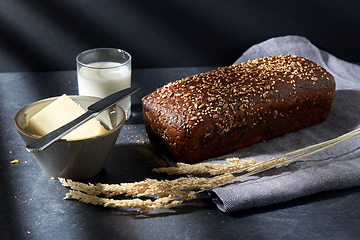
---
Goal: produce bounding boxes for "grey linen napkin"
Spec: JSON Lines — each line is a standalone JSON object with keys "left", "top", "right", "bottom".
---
{"left": 208, "top": 35, "right": 360, "bottom": 212}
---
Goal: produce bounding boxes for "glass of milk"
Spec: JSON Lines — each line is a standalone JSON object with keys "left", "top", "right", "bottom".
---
{"left": 76, "top": 48, "right": 132, "bottom": 120}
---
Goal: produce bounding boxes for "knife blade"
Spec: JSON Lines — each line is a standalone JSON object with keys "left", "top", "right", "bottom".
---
{"left": 26, "top": 86, "right": 140, "bottom": 153}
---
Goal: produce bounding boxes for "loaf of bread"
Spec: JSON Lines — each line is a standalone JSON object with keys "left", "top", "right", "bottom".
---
{"left": 142, "top": 55, "right": 336, "bottom": 163}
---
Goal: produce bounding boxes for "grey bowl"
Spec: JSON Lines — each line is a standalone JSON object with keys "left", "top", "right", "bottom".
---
{"left": 14, "top": 95, "right": 125, "bottom": 180}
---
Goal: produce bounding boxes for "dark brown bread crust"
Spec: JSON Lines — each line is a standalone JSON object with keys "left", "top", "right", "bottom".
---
{"left": 142, "top": 55, "right": 336, "bottom": 163}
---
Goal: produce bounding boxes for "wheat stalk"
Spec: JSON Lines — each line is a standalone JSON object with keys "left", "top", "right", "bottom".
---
{"left": 203, "top": 128, "right": 360, "bottom": 189}
{"left": 60, "top": 128, "right": 360, "bottom": 212}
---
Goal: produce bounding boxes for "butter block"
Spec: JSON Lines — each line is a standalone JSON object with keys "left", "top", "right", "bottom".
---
{"left": 27, "top": 94, "right": 108, "bottom": 140}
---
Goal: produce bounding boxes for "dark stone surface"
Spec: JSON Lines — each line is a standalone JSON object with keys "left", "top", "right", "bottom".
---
{"left": 1, "top": 67, "right": 360, "bottom": 239}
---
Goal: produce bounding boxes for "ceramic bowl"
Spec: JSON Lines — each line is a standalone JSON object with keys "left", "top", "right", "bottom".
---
{"left": 14, "top": 95, "right": 125, "bottom": 180}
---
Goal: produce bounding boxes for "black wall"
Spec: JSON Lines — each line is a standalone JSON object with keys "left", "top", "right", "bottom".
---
{"left": 0, "top": 0, "right": 359, "bottom": 72}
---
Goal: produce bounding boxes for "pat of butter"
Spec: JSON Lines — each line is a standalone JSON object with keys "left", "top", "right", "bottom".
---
{"left": 27, "top": 94, "right": 108, "bottom": 140}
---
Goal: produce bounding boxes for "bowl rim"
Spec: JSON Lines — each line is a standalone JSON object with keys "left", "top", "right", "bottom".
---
{"left": 14, "top": 95, "right": 126, "bottom": 142}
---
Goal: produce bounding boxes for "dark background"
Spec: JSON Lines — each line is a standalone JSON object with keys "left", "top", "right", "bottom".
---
{"left": 0, "top": 0, "right": 359, "bottom": 72}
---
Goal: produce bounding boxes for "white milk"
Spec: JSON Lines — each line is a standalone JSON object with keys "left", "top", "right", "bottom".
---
{"left": 78, "top": 62, "right": 131, "bottom": 119}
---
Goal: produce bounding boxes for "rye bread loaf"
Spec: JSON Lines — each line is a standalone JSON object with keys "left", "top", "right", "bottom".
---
{"left": 142, "top": 55, "right": 336, "bottom": 163}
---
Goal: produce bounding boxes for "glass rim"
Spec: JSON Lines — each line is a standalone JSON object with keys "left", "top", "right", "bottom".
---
{"left": 76, "top": 48, "right": 132, "bottom": 69}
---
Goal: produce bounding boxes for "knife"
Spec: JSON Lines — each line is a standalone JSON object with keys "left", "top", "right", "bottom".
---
{"left": 26, "top": 86, "right": 140, "bottom": 153}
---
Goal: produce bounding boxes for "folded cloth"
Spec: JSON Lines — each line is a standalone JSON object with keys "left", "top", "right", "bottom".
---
{"left": 208, "top": 35, "right": 360, "bottom": 212}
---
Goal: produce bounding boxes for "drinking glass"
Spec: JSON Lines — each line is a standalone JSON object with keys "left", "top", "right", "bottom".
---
{"left": 76, "top": 48, "right": 132, "bottom": 119}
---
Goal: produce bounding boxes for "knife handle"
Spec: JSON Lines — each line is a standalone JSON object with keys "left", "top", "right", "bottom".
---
{"left": 26, "top": 111, "right": 96, "bottom": 153}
